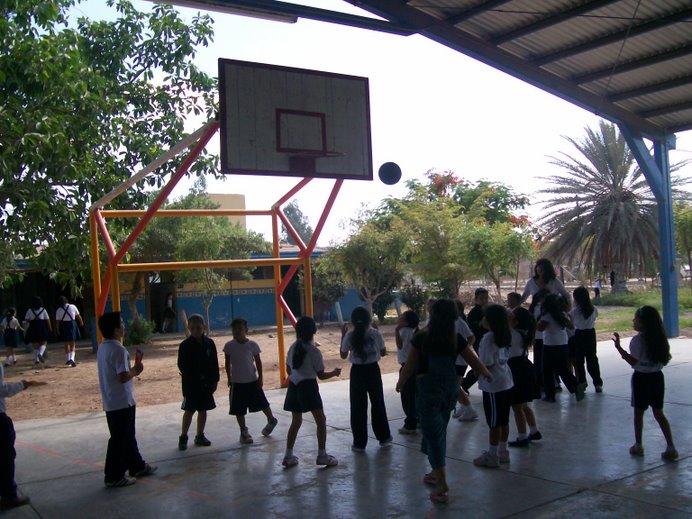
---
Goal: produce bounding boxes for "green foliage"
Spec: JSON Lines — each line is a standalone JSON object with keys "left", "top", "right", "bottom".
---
{"left": 372, "top": 292, "right": 396, "bottom": 324}
{"left": 297, "top": 254, "right": 347, "bottom": 324}
{"left": 124, "top": 318, "right": 155, "bottom": 346}
{"left": 398, "top": 278, "right": 427, "bottom": 316}
{"left": 596, "top": 288, "right": 692, "bottom": 311}
{"left": 0, "top": 0, "right": 219, "bottom": 294}
{"left": 281, "top": 200, "right": 313, "bottom": 246}
{"left": 674, "top": 201, "right": 692, "bottom": 293}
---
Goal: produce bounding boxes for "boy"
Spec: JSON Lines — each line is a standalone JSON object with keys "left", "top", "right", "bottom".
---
{"left": 462, "top": 288, "right": 490, "bottom": 393}
{"left": 0, "top": 365, "right": 45, "bottom": 510}
{"left": 506, "top": 292, "right": 522, "bottom": 311}
{"left": 97, "top": 312, "right": 156, "bottom": 488}
{"left": 224, "top": 318, "right": 277, "bottom": 444}
{"left": 177, "top": 314, "right": 219, "bottom": 450}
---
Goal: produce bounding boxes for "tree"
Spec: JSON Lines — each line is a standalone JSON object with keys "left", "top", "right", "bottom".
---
{"left": 281, "top": 200, "right": 313, "bottom": 245}
{"left": 298, "top": 253, "right": 347, "bottom": 326}
{"left": 538, "top": 120, "right": 689, "bottom": 292}
{"left": 0, "top": 0, "right": 218, "bottom": 295}
{"left": 675, "top": 201, "right": 692, "bottom": 293}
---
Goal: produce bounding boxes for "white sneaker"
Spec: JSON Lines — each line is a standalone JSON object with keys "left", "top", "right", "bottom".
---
{"left": 458, "top": 406, "right": 479, "bottom": 422}
{"left": 452, "top": 407, "right": 463, "bottom": 419}
{"left": 473, "top": 451, "right": 499, "bottom": 468}
{"left": 498, "top": 450, "right": 510, "bottom": 464}
{"left": 240, "top": 428, "right": 254, "bottom": 444}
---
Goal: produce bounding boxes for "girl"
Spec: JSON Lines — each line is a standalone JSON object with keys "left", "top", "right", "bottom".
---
{"left": 395, "top": 310, "right": 420, "bottom": 434}
{"left": 24, "top": 297, "right": 52, "bottom": 366}
{"left": 473, "top": 304, "right": 514, "bottom": 468}
{"left": 529, "top": 289, "right": 550, "bottom": 392}
{"left": 0, "top": 308, "right": 22, "bottom": 367}
{"left": 537, "top": 294, "right": 583, "bottom": 403}
{"left": 571, "top": 286, "right": 603, "bottom": 392}
{"left": 613, "top": 306, "right": 678, "bottom": 460}
{"left": 283, "top": 316, "right": 341, "bottom": 468}
{"left": 507, "top": 307, "right": 542, "bottom": 447}
{"left": 452, "top": 300, "right": 478, "bottom": 422}
{"left": 340, "top": 307, "right": 391, "bottom": 450}
{"left": 55, "top": 296, "right": 83, "bottom": 367}
{"left": 396, "top": 299, "right": 490, "bottom": 503}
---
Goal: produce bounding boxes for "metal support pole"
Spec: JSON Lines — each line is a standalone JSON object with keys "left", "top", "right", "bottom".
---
{"left": 272, "top": 212, "right": 288, "bottom": 387}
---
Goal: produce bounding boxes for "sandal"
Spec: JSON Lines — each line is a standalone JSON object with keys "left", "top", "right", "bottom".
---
{"left": 282, "top": 456, "right": 299, "bottom": 468}
{"left": 315, "top": 454, "right": 338, "bottom": 467}
{"left": 423, "top": 472, "right": 438, "bottom": 485}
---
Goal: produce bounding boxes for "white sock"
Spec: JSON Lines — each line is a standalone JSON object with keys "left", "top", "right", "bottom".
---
{"left": 66, "top": 353, "right": 71, "bottom": 362}
{"left": 70, "top": 351, "right": 76, "bottom": 361}
{"left": 518, "top": 433, "right": 528, "bottom": 440}
{"left": 284, "top": 448, "right": 293, "bottom": 458}
{"left": 499, "top": 441, "right": 508, "bottom": 453}
{"left": 529, "top": 426, "right": 539, "bottom": 435}
{"left": 35, "top": 351, "right": 40, "bottom": 362}
{"left": 39, "top": 345, "right": 46, "bottom": 355}
{"left": 489, "top": 444, "right": 498, "bottom": 456}
{"left": 462, "top": 403, "right": 472, "bottom": 409}
{"left": 11, "top": 355, "right": 16, "bottom": 362}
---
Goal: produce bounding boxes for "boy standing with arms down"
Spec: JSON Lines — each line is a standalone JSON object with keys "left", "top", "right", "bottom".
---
{"left": 97, "top": 312, "right": 156, "bottom": 488}
{"left": 224, "top": 318, "right": 278, "bottom": 444}
{"left": 177, "top": 314, "right": 219, "bottom": 450}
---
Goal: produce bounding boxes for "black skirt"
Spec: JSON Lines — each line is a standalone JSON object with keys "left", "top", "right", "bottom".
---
{"left": 508, "top": 355, "right": 540, "bottom": 404}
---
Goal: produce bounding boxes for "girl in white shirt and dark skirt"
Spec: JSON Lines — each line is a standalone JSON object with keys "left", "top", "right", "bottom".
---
{"left": 571, "top": 286, "right": 603, "bottom": 392}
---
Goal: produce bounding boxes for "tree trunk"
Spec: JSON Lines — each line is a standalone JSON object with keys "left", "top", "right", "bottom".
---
{"left": 128, "top": 272, "right": 146, "bottom": 321}
{"left": 612, "top": 265, "right": 628, "bottom": 293}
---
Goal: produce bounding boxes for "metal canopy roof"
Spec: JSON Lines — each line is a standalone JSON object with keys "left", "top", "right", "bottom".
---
{"left": 166, "top": 0, "right": 692, "bottom": 140}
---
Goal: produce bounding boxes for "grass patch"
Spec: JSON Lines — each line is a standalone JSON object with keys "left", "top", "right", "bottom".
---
{"left": 596, "top": 288, "right": 692, "bottom": 311}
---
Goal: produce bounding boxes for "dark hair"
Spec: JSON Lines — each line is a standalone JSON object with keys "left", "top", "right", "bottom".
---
{"left": 512, "top": 307, "right": 536, "bottom": 352}
{"left": 6, "top": 307, "right": 16, "bottom": 318}
{"left": 540, "top": 294, "right": 569, "bottom": 328}
{"left": 635, "top": 306, "right": 671, "bottom": 366}
{"left": 98, "top": 312, "right": 121, "bottom": 339}
{"left": 572, "top": 286, "right": 594, "bottom": 319}
{"left": 507, "top": 292, "right": 521, "bottom": 307}
{"left": 188, "top": 314, "right": 205, "bottom": 326}
{"left": 31, "top": 296, "right": 43, "bottom": 311}
{"left": 534, "top": 258, "right": 557, "bottom": 283}
{"left": 529, "top": 288, "right": 551, "bottom": 316}
{"left": 454, "top": 299, "right": 467, "bottom": 322}
{"left": 401, "top": 310, "right": 420, "bottom": 329}
{"left": 424, "top": 299, "right": 458, "bottom": 357}
{"left": 292, "top": 316, "right": 317, "bottom": 370}
{"left": 474, "top": 288, "right": 489, "bottom": 300}
{"left": 58, "top": 296, "right": 68, "bottom": 306}
{"left": 349, "top": 307, "right": 372, "bottom": 362}
{"left": 484, "top": 304, "right": 512, "bottom": 347}
{"left": 231, "top": 318, "right": 247, "bottom": 329}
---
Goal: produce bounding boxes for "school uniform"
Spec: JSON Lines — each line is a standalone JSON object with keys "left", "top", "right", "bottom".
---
{"left": 539, "top": 313, "right": 578, "bottom": 399}
{"left": 532, "top": 305, "right": 545, "bottom": 388}
{"left": 508, "top": 329, "right": 540, "bottom": 404}
{"left": 341, "top": 328, "right": 391, "bottom": 449}
{"left": 55, "top": 304, "right": 80, "bottom": 342}
{"left": 283, "top": 340, "right": 325, "bottom": 413}
{"left": 461, "top": 305, "right": 486, "bottom": 392}
{"left": 397, "top": 326, "right": 418, "bottom": 431}
{"left": 23, "top": 308, "right": 49, "bottom": 343}
{"left": 454, "top": 318, "right": 472, "bottom": 378}
{"left": 177, "top": 336, "right": 219, "bottom": 412}
{"left": 629, "top": 334, "right": 665, "bottom": 410}
{"left": 223, "top": 338, "right": 269, "bottom": 415}
{"left": 571, "top": 306, "right": 602, "bottom": 388}
{"left": 1, "top": 318, "right": 20, "bottom": 349}
{"left": 478, "top": 332, "right": 514, "bottom": 428}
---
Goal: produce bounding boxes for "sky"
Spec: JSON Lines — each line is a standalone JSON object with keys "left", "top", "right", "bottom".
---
{"left": 73, "top": 0, "right": 692, "bottom": 245}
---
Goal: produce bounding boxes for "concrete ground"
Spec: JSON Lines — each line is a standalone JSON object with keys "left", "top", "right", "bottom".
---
{"left": 5, "top": 337, "right": 692, "bottom": 518}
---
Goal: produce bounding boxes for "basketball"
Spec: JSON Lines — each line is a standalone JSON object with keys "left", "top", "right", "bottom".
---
{"left": 378, "top": 162, "right": 402, "bottom": 185}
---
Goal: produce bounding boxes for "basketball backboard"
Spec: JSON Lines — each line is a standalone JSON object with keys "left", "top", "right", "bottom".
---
{"left": 219, "top": 59, "right": 373, "bottom": 180}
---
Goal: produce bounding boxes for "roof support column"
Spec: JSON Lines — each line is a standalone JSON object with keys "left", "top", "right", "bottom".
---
{"left": 620, "top": 125, "right": 678, "bottom": 336}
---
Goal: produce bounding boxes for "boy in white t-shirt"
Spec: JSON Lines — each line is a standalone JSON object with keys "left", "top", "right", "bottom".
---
{"left": 223, "top": 318, "right": 277, "bottom": 444}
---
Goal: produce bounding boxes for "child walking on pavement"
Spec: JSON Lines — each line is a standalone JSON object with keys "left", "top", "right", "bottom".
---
{"left": 224, "top": 318, "right": 278, "bottom": 445}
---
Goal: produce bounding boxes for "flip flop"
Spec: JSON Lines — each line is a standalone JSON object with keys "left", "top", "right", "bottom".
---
{"left": 423, "top": 472, "right": 438, "bottom": 485}
{"left": 429, "top": 491, "right": 449, "bottom": 504}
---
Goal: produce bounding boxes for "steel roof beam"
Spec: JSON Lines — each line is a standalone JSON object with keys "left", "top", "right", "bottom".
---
{"left": 445, "top": 0, "right": 513, "bottom": 26}
{"left": 638, "top": 99, "right": 692, "bottom": 118}
{"left": 607, "top": 73, "right": 692, "bottom": 102}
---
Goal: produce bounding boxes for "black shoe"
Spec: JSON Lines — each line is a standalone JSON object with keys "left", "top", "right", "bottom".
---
{"left": 68, "top": 360, "right": 77, "bottom": 367}
{"left": 508, "top": 438, "right": 530, "bottom": 448}
{"left": 65, "top": 360, "right": 72, "bottom": 366}
{"left": 178, "top": 434, "right": 188, "bottom": 451}
{"left": 194, "top": 434, "right": 211, "bottom": 447}
{"left": 528, "top": 431, "right": 543, "bottom": 441}
{"left": 0, "top": 495, "right": 30, "bottom": 510}
{"left": 132, "top": 463, "right": 157, "bottom": 478}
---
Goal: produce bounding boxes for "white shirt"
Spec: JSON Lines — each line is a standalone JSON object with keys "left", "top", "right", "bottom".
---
{"left": 0, "top": 317, "right": 20, "bottom": 331}
{"left": 0, "top": 364, "right": 25, "bottom": 414}
{"left": 477, "top": 332, "right": 514, "bottom": 393}
{"left": 571, "top": 306, "right": 598, "bottom": 329}
{"left": 629, "top": 334, "right": 664, "bottom": 373}
{"left": 540, "top": 312, "right": 569, "bottom": 346}
{"left": 56, "top": 304, "right": 80, "bottom": 322}
{"left": 223, "top": 339, "right": 260, "bottom": 383}
{"left": 533, "top": 305, "right": 543, "bottom": 341}
{"left": 455, "top": 319, "right": 473, "bottom": 366}
{"left": 396, "top": 327, "right": 415, "bottom": 365}
{"left": 24, "top": 308, "right": 49, "bottom": 322}
{"left": 97, "top": 339, "right": 136, "bottom": 412}
{"left": 286, "top": 340, "right": 325, "bottom": 384}
{"left": 341, "top": 328, "right": 385, "bottom": 364}
{"left": 521, "top": 278, "right": 570, "bottom": 304}
{"left": 509, "top": 328, "right": 527, "bottom": 358}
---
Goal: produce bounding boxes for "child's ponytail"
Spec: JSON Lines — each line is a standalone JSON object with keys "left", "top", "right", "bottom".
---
{"left": 293, "top": 316, "right": 317, "bottom": 370}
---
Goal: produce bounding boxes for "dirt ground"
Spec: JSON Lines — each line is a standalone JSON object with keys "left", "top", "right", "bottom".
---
{"left": 5, "top": 322, "right": 689, "bottom": 422}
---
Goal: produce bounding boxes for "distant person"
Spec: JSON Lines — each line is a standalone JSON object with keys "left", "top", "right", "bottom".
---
{"left": 97, "top": 311, "right": 157, "bottom": 488}
{"left": 24, "top": 296, "right": 52, "bottom": 366}
{"left": 521, "top": 258, "right": 571, "bottom": 307}
{"left": 0, "top": 364, "right": 46, "bottom": 510}
{"left": 609, "top": 270, "right": 615, "bottom": 288}
{"left": 340, "top": 307, "right": 392, "bottom": 451}
{"left": 613, "top": 306, "right": 677, "bottom": 461}
{"left": 282, "top": 316, "right": 341, "bottom": 468}
{"left": 452, "top": 300, "right": 478, "bottom": 422}
{"left": 162, "top": 293, "right": 176, "bottom": 333}
{"left": 594, "top": 278, "right": 602, "bottom": 299}
{"left": 0, "top": 309, "right": 22, "bottom": 367}
{"left": 223, "top": 318, "right": 277, "bottom": 445}
{"left": 461, "top": 288, "right": 489, "bottom": 394}
{"left": 571, "top": 287, "right": 602, "bottom": 393}
{"left": 177, "top": 314, "right": 219, "bottom": 450}
{"left": 55, "top": 296, "right": 84, "bottom": 367}
{"left": 395, "top": 310, "right": 420, "bottom": 434}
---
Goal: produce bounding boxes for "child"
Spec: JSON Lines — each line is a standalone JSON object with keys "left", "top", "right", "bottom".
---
{"left": 395, "top": 310, "right": 420, "bottom": 434}
{"left": 0, "top": 364, "right": 46, "bottom": 510}
{"left": 507, "top": 307, "right": 542, "bottom": 447}
{"left": 461, "top": 288, "right": 490, "bottom": 393}
{"left": 537, "top": 294, "right": 584, "bottom": 402}
{"left": 594, "top": 278, "right": 602, "bottom": 299}
{"left": 529, "top": 289, "right": 550, "bottom": 392}
{"left": 506, "top": 292, "right": 522, "bottom": 311}
{"left": 224, "top": 318, "right": 277, "bottom": 445}
{"left": 55, "top": 296, "right": 84, "bottom": 367}
{"left": 473, "top": 304, "right": 514, "bottom": 468}
{"left": 452, "top": 300, "right": 478, "bottom": 422}
{"left": 340, "top": 307, "right": 392, "bottom": 450}
{"left": 177, "top": 314, "right": 219, "bottom": 450}
{"left": 613, "top": 306, "right": 678, "bottom": 460}
{"left": 571, "top": 286, "right": 603, "bottom": 393}
{"left": 0, "top": 309, "right": 22, "bottom": 367}
{"left": 24, "top": 297, "right": 52, "bottom": 366}
{"left": 283, "top": 316, "right": 341, "bottom": 468}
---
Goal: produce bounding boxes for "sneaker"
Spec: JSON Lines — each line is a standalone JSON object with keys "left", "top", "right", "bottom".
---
{"left": 661, "top": 446, "right": 679, "bottom": 461}
{"left": 629, "top": 444, "right": 644, "bottom": 456}
{"left": 262, "top": 417, "right": 278, "bottom": 437}
{"left": 194, "top": 434, "right": 211, "bottom": 447}
{"left": 508, "top": 437, "right": 530, "bottom": 448}
{"left": 178, "top": 434, "right": 188, "bottom": 451}
{"left": 379, "top": 437, "right": 393, "bottom": 447}
{"left": 398, "top": 426, "right": 417, "bottom": 435}
{"left": 105, "top": 476, "right": 137, "bottom": 488}
{"left": 473, "top": 451, "right": 499, "bottom": 468}
{"left": 528, "top": 431, "right": 543, "bottom": 441}
{"left": 65, "top": 360, "right": 71, "bottom": 366}
{"left": 458, "top": 406, "right": 479, "bottom": 422}
{"left": 498, "top": 450, "right": 510, "bottom": 464}
{"left": 452, "top": 407, "right": 463, "bottom": 419}
{"left": 595, "top": 385, "right": 603, "bottom": 393}
{"left": 576, "top": 383, "right": 586, "bottom": 402}
{"left": 316, "top": 453, "right": 338, "bottom": 466}
{"left": 351, "top": 445, "right": 366, "bottom": 452}
{"left": 240, "top": 429, "right": 254, "bottom": 444}
{"left": 132, "top": 463, "right": 157, "bottom": 478}
{"left": 68, "top": 360, "right": 77, "bottom": 367}
{"left": 282, "top": 455, "right": 299, "bottom": 468}
{"left": 0, "top": 495, "right": 30, "bottom": 510}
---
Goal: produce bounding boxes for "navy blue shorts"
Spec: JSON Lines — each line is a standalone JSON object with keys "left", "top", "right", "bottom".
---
{"left": 229, "top": 381, "right": 270, "bottom": 416}
{"left": 283, "top": 379, "right": 323, "bottom": 413}
{"left": 482, "top": 389, "right": 512, "bottom": 428}
{"left": 631, "top": 371, "right": 664, "bottom": 410}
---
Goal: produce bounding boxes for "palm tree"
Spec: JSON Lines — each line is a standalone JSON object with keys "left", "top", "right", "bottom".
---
{"left": 538, "top": 120, "right": 688, "bottom": 292}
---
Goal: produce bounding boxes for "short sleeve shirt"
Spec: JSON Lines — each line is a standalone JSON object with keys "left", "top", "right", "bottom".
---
{"left": 540, "top": 312, "right": 569, "bottom": 346}
{"left": 97, "top": 339, "right": 135, "bottom": 412}
{"left": 455, "top": 319, "right": 473, "bottom": 366}
{"left": 56, "top": 304, "right": 80, "bottom": 322}
{"left": 629, "top": 334, "right": 664, "bottom": 373}
{"left": 223, "top": 339, "right": 260, "bottom": 383}
{"left": 396, "top": 327, "right": 415, "bottom": 365}
{"left": 24, "top": 308, "right": 49, "bottom": 322}
{"left": 477, "top": 332, "right": 514, "bottom": 393}
{"left": 571, "top": 306, "right": 598, "bottom": 329}
{"left": 286, "top": 341, "right": 325, "bottom": 384}
{"left": 341, "top": 328, "right": 385, "bottom": 364}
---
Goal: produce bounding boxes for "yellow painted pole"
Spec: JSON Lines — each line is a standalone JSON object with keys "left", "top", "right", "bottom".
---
{"left": 89, "top": 211, "right": 103, "bottom": 344}
{"left": 110, "top": 262, "right": 121, "bottom": 312}
{"left": 303, "top": 256, "right": 314, "bottom": 317}
{"left": 272, "top": 211, "right": 288, "bottom": 387}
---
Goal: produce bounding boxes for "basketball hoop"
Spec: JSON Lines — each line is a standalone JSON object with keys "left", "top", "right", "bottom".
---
{"left": 288, "top": 150, "right": 346, "bottom": 176}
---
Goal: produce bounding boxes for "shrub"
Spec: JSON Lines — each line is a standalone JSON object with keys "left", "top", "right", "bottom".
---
{"left": 124, "top": 319, "right": 155, "bottom": 346}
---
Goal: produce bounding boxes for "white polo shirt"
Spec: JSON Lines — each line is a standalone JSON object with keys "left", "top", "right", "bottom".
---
{"left": 97, "top": 339, "right": 135, "bottom": 412}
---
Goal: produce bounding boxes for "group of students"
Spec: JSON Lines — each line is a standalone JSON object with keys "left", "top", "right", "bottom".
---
{"left": 0, "top": 296, "right": 84, "bottom": 368}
